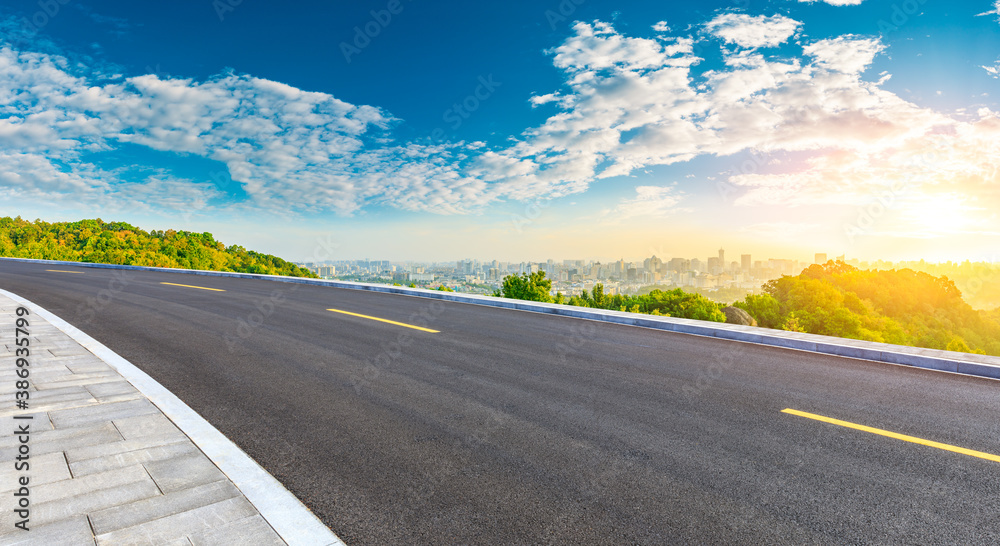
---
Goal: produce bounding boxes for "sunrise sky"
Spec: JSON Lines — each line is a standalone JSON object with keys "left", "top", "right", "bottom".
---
{"left": 1, "top": 0, "right": 999, "bottom": 263}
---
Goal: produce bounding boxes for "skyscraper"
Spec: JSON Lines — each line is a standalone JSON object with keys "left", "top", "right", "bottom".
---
{"left": 741, "top": 254, "right": 751, "bottom": 273}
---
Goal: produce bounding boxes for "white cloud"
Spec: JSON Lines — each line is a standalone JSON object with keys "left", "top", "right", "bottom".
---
{"left": 703, "top": 13, "right": 801, "bottom": 49}
{"left": 803, "top": 35, "right": 884, "bottom": 73}
{"left": 977, "top": 0, "right": 1000, "bottom": 20}
{"left": 602, "top": 185, "right": 684, "bottom": 219}
{"left": 653, "top": 21, "right": 671, "bottom": 32}
{"left": 983, "top": 60, "right": 1000, "bottom": 78}
{"left": 797, "top": 0, "right": 865, "bottom": 6}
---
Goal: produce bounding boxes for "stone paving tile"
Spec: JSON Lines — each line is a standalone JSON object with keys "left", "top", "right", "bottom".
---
{"left": 145, "top": 453, "right": 229, "bottom": 494}
{"left": 113, "top": 413, "right": 188, "bottom": 442}
{"left": 34, "top": 373, "right": 124, "bottom": 391}
{"left": 70, "top": 441, "right": 200, "bottom": 477}
{"left": 62, "top": 359, "right": 112, "bottom": 371}
{"left": 66, "top": 435, "right": 192, "bottom": 464}
{"left": 7, "top": 465, "right": 150, "bottom": 506}
{"left": 0, "top": 364, "right": 73, "bottom": 380}
{"left": 188, "top": 514, "right": 285, "bottom": 546}
{"left": 0, "top": 452, "right": 70, "bottom": 489}
{"left": 0, "top": 478, "right": 161, "bottom": 531}
{"left": 95, "top": 496, "right": 260, "bottom": 545}
{"left": 49, "top": 398, "right": 160, "bottom": 429}
{"left": 0, "top": 422, "right": 121, "bottom": 460}
{"left": 47, "top": 346, "right": 94, "bottom": 357}
{"left": 90, "top": 480, "right": 242, "bottom": 535}
{"left": 86, "top": 380, "right": 141, "bottom": 401}
{"left": 13, "top": 385, "right": 92, "bottom": 402}
{"left": 0, "top": 515, "right": 95, "bottom": 545}
{"left": 0, "top": 395, "right": 100, "bottom": 417}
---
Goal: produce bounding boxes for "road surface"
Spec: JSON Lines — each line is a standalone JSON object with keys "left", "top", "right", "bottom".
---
{"left": 2, "top": 260, "right": 998, "bottom": 544}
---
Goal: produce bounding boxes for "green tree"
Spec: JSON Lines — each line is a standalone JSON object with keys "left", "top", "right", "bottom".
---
{"left": 499, "top": 271, "right": 553, "bottom": 303}
{"left": 733, "top": 293, "right": 782, "bottom": 328}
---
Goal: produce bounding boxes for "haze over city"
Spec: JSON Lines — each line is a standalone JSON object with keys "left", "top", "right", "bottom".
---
{"left": 2, "top": 1, "right": 999, "bottom": 262}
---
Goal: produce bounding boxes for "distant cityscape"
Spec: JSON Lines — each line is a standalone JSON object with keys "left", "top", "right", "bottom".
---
{"left": 295, "top": 250, "right": 926, "bottom": 303}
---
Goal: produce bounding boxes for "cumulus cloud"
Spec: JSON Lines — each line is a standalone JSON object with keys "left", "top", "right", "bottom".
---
{"left": 602, "top": 185, "right": 685, "bottom": 219}
{"left": 703, "top": 13, "right": 801, "bottom": 49}
{"left": 803, "top": 35, "right": 884, "bottom": 73}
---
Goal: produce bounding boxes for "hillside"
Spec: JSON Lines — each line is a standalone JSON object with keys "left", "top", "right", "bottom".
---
{"left": 0, "top": 217, "right": 316, "bottom": 278}
{"left": 734, "top": 261, "right": 1000, "bottom": 356}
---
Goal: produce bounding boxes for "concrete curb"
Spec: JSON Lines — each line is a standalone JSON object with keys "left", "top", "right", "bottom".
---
{"left": 5, "top": 256, "right": 1000, "bottom": 381}
{"left": 0, "top": 286, "right": 345, "bottom": 546}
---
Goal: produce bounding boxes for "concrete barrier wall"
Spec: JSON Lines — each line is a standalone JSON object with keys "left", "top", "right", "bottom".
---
{"left": 6, "top": 256, "right": 999, "bottom": 380}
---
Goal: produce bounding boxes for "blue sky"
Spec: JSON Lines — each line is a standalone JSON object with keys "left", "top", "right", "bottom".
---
{"left": 2, "top": 0, "right": 999, "bottom": 262}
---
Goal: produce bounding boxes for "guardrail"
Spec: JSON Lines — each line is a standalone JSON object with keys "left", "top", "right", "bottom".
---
{"left": 5, "top": 256, "right": 999, "bottom": 381}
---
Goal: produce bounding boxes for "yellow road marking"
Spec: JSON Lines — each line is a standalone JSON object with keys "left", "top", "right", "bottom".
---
{"left": 159, "top": 282, "right": 226, "bottom": 292}
{"left": 327, "top": 308, "right": 439, "bottom": 333}
{"left": 46, "top": 270, "right": 84, "bottom": 274}
{"left": 782, "top": 408, "right": 1000, "bottom": 463}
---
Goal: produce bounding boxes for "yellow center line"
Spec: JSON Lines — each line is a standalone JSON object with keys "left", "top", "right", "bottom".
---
{"left": 327, "top": 308, "right": 439, "bottom": 333}
{"left": 159, "top": 282, "right": 226, "bottom": 292}
{"left": 782, "top": 408, "right": 1000, "bottom": 464}
{"left": 46, "top": 270, "right": 84, "bottom": 274}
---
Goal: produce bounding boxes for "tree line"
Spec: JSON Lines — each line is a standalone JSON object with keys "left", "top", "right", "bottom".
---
{"left": 494, "top": 270, "right": 726, "bottom": 322}
{"left": 0, "top": 217, "right": 316, "bottom": 278}
{"left": 495, "top": 261, "right": 1000, "bottom": 356}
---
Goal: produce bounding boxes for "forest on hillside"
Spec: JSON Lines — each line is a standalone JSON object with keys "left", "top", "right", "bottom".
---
{"left": 0, "top": 217, "right": 316, "bottom": 278}
{"left": 733, "top": 261, "right": 1000, "bottom": 356}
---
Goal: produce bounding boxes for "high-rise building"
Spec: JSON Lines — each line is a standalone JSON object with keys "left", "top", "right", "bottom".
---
{"left": 741, "top": 254, "right": 751, "bottom": 273}
{"left": 815, "top": 253, "right": 827, "bottom": 264}
{"left": 667, "top": 257, "right": 690, "bottom": 272}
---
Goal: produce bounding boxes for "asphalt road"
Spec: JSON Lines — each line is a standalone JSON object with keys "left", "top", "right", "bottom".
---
{"left": 3, "top": 260, "right": 999, "bottom": 545}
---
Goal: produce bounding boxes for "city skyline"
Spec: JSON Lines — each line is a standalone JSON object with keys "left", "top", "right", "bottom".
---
{"left": 2, "top": 1, "right": 998, "bottom": 263}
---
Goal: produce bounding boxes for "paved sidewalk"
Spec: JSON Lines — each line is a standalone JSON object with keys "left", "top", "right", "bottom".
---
{"left": 0, "top": 293, "right": 341, "bottom": 545}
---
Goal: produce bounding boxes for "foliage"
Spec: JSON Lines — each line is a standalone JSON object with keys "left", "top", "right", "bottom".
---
{"left": 494, "top": 271, "right": 553, "bottom": 302}
{"left": 495, "top": 276, "right": 726, "bottom": 322}
{"left": 0, "top": 217, "right": 316, "bottom": 278}
{"left": 733, "top": 260, "right": 1000, "bottom": 356}
{"left": 733, "top": 294, "right": 782, "bottom": 329}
